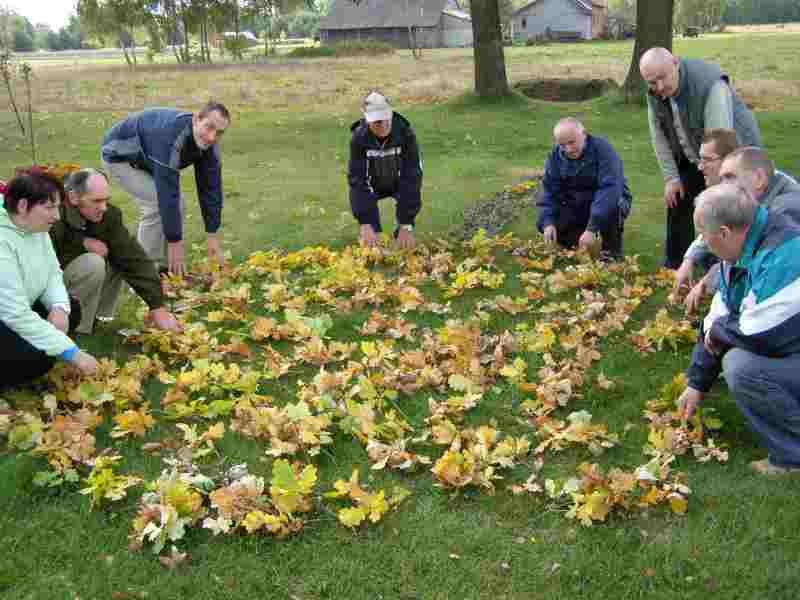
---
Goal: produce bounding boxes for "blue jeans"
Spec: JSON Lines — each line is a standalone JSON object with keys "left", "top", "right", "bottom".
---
{"left": 723, "top": 348, "right": 800, "bottom": 467}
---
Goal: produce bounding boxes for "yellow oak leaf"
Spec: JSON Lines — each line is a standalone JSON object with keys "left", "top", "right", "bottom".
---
{"left": 338, "top": 506, "right": 367, "bottom": 528}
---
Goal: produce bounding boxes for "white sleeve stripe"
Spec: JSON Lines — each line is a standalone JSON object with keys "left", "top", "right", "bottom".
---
{"left": 704, "top": 291, "right": 730, "bottom": 333}
{"left": 739, "top": 277, "right": 800, "bottom": 335}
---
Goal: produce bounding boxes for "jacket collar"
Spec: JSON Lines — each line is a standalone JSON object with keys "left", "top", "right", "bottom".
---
{"left": 761, "top": 173, "right": 792, "bottom": 205}
{"left": 557, "top": 134, "right": 594, "bottom": 162}
{"left": 62, "top": 202, "right": 88, "bottom": 230}
{"left": 735, "top": 205, "right": 769, "bottom": 270}
{"left": 0, "top": 205, "right": 35, "bottom": 237}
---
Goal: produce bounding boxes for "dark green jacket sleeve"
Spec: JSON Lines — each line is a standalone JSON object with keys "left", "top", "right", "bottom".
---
{"left": 98, "top": 207, "right": 165, "bottom": 310}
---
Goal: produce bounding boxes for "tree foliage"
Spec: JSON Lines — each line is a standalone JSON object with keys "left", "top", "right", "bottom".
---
{"left": 77, "top": 0, "right": 151, "bottom": 65}
{"left": 674, "top": 0, "right": 726, "bottom": 30}
{"left": 287, "top": 9, "right": 320, "bottom": 38}
{"left": 32, "top": 16, "right": 84, "bottom": 51}
{"left": 723, "top": 0, "right": 800, "bottom": 24}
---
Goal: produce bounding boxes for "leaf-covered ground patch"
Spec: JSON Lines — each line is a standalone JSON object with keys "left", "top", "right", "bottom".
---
{"left": 1, "top": 229, "right": 729, "bottom": 568}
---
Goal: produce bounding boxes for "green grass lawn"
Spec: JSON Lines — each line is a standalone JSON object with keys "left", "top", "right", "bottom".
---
{"left": 2, "top": 37, "right": 800, "bottom": 600}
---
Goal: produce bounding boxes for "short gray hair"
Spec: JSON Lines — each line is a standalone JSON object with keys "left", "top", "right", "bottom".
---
{"left": 726, "top": 146, "right": 774, "bottom": 179}
{"left": 694, "top": 183, "right": 758, "bottom": 234}
{"left": 64, "top": 168, "right": 107, "bottom": 197}
{"left": 553, "top": 117, "right": 584, "bottom": 135}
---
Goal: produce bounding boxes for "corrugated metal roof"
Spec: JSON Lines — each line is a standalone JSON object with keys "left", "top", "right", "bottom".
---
{"left": 512, "top": 0, "right": 593, "bottom": 17}
{"left": 320, "top": 0, "right": 457, "bottom": 30}
{"left": 442, "top": 8, "right": 471, "bottom": 21}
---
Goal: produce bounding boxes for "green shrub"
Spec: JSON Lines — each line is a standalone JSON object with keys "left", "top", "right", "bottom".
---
{"left": 224, "top": 35, "right": 250, "bottom": 59}
{"left": 287, "top": 45, "right": 336, "bottom": 58}
{"left": 287, "top": 40, "right": 395, "bottom": 59}
{"left": 332, "top": 39, "right": 395, "bottom": 56}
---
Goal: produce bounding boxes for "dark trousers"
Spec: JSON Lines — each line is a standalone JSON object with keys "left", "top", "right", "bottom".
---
{"left": 557, "top": 197, "right": 629, "bottom": 260}
{"left": 0, "top": 298, "right": 81, "bottom": 388}
{"left": 665, "top": 158, "right": 706, "bottom": 269}
{"left": 362, "top": 193, "right": 397, "bottom": 234}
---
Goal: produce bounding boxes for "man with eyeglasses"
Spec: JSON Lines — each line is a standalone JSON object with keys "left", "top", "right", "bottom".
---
{"left": 678, "top": 146, "right": 800, "bottom": 312}
{"left": 536, "top": 117, "right": 632, "bottom": 260}
{"left": 639, "top": 47, "right": 761, "bottom": 269}
{"left": 50, "top": 169, "right": 182, "bottom": 334}
{"left": 348, "top": 91, "right": 422, "bottom": 250}
{"left": 673, "top": 128, "right": 738, "bottom": 308}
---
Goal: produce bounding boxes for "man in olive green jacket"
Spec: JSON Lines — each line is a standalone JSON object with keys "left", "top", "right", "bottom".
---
{"left": 50, "top": 169, "right": 181, "bottom": 334}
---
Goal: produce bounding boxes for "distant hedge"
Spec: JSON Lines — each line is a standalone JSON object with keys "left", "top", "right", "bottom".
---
{"left": 288, "top": 40, "right": 396, "bottom": 58}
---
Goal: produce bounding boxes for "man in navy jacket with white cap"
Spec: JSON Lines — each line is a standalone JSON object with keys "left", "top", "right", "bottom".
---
{"left": 348, "top": 91, "right": 423, "bottom": 249}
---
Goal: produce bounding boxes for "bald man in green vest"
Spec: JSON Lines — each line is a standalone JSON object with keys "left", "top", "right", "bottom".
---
{"left": 639, "top": 47, "right": 761, "bottom": 269}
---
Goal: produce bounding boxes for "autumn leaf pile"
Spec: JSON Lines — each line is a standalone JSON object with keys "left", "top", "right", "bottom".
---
{"left": 0, "top": 230, "right": 730, "bottom": 563}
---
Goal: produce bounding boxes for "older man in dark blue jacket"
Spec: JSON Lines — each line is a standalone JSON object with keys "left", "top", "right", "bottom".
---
{"left": 537, "top": 118, "right": 632, "bottom": 260}
{"left": 101, "top": 102, "right": 230, "bottom": 276}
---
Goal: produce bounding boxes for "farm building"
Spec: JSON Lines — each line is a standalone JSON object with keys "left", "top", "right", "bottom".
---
{"left": 319, "top": 0, "right": 473, "bottom": 49}
{"left": 510, "top": 0, "right": 609, "bottom": 42}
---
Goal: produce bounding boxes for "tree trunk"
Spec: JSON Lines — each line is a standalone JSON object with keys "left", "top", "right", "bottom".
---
{"left": 470, "top": 0, "right": 510, "bottom": 98}
{"left": 120, "top": 33, "right": 133, "bottom": 66}
{"left": 182, "top": 13, "right": 190, "bottom": 62}
{"left": 202, "top": 19, "right": 210, "bottom": 63}
{"left": 264, "top": 11, "right": 272, "bottom": 57}
{"left": 623, "top": 0, "right": 674, "bottom": 103}
{"left": 234, "top": 3, "right": 241, "bottom": 60}
{"left": 408, "top": 26, "right": 422, "bottom": 59}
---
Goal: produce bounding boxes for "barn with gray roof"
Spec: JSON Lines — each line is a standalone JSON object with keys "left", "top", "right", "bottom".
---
{"left": 319, "top": 0, "right": 473, "bottom": 49}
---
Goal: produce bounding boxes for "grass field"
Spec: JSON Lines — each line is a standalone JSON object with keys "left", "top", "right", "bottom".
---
{"left": 2, "top": 32, "right": 800, "bottom": 600}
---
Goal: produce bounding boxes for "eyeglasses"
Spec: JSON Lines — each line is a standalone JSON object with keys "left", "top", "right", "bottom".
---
{"left": 698, "top": 155, "right": 722, "bottom": 166}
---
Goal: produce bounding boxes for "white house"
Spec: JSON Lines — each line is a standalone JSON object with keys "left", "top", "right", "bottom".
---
{"left": 510, "top": 0, "right": 608, "bottom": 42}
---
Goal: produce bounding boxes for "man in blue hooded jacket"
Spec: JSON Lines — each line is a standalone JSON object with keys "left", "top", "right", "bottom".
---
{"left": 537, "top": 117, "right": 632, "bottom": 260}
{"left": 101, "top": 101, "right": 230, "bottom": 276}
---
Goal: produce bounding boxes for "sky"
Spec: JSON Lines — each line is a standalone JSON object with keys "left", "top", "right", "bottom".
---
{"left": 5, "top": 0, "right": 75, "bottom": 31}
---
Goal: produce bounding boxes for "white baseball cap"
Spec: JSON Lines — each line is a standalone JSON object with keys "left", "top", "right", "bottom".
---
{"left": 363, "top": 91, "right": 393, "bottom": 123}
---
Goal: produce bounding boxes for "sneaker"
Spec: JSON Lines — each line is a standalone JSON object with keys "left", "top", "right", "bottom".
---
{"left": 749, "top": 458, "right": 800, "bottom": 477}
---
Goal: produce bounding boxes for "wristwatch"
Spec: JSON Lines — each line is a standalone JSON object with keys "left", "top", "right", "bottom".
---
{"left": 51, "top": 302, "right": 71, "bottom": 315}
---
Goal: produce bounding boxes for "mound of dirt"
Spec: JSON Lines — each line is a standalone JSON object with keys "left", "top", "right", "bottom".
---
{"left": 514, "top": 78, "right": 615, "bottom": 102}
{"left": 453, "top": 178, "right": 542, "bottom": 241}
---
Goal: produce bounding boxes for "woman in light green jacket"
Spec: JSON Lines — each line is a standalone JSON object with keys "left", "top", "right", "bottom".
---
{"left": 0, "top": 171, "right": 98, "bottom": 387}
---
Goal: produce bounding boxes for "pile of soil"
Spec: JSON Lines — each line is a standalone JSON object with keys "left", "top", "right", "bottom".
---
{"left": 514, "top": 78, "right": 615, "bottom": 102}
{"left": 453, "top": 178, "right": 542, "bottom": 241}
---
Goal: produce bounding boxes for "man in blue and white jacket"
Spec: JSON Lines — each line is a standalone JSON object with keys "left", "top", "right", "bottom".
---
{"left": 679, "top": 183, "right": 800, "bottom": 476}
{"left": 101, "top": 102, "right": 230, "bottom": 276}
{"left": 537, "top": 118, "right": 632, "bottom": 260}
